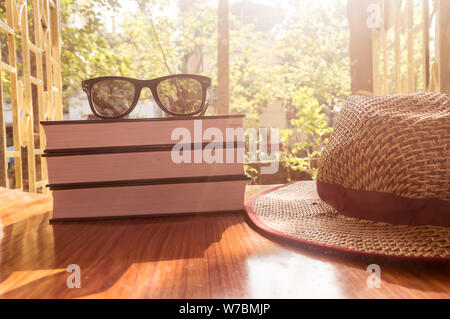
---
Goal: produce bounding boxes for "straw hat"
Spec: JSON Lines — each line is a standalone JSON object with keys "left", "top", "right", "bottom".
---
{"left": 245, "top": 93, "right": 450, "bottom": 260}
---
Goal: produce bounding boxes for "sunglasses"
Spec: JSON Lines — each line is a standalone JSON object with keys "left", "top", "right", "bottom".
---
{"left": 81, "top": 74, "right": 211, "bottom": 119}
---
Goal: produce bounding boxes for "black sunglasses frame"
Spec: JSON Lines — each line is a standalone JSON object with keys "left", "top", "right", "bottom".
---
{"left": 81, "top": 74, "right": 211, "bottom": 119}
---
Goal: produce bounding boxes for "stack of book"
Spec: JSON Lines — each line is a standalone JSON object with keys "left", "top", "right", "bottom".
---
{"left": 42, "top": 115, "right": 247, "bottom": 221}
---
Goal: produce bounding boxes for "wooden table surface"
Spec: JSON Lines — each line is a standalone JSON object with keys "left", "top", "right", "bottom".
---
{"left": 0, "top": 185, "right": 449, "bottom": 299}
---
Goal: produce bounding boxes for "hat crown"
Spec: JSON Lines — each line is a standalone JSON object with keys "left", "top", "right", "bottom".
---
{"left": 317, "top": 93, "right": 450, "bottom": 201}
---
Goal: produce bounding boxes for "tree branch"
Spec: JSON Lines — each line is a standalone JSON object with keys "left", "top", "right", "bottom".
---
{"left": 147, "top": 9, "right": 173, "bottom": 74}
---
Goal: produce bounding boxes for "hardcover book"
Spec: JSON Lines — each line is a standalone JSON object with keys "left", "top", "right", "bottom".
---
{"left": 42, "top": 115, "right": 247, "bottom": 221}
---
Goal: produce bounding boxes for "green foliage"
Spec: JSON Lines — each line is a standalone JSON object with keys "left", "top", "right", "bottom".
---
{"left": 274, "top": 0, "right": 350, "bottom": 107}
{"left": 61, "top": 0, "right": 219, "bottom": 108}
{"left": 279, "top": 87, "right": 333, "bottom": 179}
{"left": 244, "top": 164, "right": 259, "bottom": 184}
{"left": 272, "top": 0, "right": 349, "bottom": 179}
{"left": 60, "top": 0, "right": 130, "bottom": 109}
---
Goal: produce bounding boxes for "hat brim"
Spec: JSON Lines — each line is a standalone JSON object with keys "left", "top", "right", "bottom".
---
{"left": 244, "top": 181, "right": 450, "bottom": 261}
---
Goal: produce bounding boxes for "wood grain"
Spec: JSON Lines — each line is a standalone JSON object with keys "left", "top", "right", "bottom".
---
{"left": 0, "top": 186, "right": 449, "bottom": 298}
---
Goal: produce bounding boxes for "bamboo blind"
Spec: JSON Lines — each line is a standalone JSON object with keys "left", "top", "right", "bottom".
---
{"left": 0, "top": 0, "right": 63, "bottom": 193}
{"left": 372, "top": 0, "right": 439, "bottom": 95}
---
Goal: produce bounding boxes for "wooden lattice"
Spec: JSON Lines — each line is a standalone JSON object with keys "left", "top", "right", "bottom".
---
{"left": 372, "top": 0, "right": 439, "bottom": 95}
{"left": 0, "top": 0, "right": 63, "bottom": 193}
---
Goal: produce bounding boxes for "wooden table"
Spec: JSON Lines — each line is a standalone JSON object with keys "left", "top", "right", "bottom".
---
{"left": 0, "top": 186, "right": 449, "bottom": 298}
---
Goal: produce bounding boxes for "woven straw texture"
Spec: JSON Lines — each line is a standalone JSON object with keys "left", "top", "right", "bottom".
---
{"left": 317, "top": 93, "right": 450, "bottom": 200}
{"left": 251, "top": 181, "right": 450, "bottom": 258}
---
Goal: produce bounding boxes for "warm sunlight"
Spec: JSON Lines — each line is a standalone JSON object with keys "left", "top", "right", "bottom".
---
{"left": 0, "top": 0, "right": 448, "bottom": 304}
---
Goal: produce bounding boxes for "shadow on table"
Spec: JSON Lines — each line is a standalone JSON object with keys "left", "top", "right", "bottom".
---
{"left": 0, "top": 211, "right": 243, "bottom": 298}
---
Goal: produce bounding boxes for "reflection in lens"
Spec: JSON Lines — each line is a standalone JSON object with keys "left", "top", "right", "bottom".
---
{"left": 157, "top": 78, "right": 203, "bottom": 114}
{"left": 91, "top": 79, "right": 135, "bottom": 117}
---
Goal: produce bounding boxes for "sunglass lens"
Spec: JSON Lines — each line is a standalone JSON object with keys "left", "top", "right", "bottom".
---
{"left": 91, "top": 79, "right": 135, "bottom": 118}
{"left": 156, "top": 77, "right": 204, "bottom": 115}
